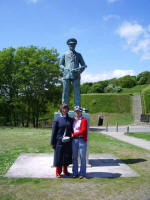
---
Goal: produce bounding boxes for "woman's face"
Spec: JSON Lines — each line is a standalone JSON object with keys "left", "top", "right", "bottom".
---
{"left": 62, "top": 107, "right": 69, "bottom": 115}
{"left": 75, "top": 111, "right": 82, "bottom": 118}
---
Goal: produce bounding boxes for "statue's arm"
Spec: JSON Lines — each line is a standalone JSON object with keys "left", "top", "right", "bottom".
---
{"left": 59, "top": 54, "right": 65, "bottom": 72}
{"left": 79, "top": 54, "right": 87, "bottom": 73}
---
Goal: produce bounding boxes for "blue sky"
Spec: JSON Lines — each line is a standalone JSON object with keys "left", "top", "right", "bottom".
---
{"left": 0, "top": 0, "right": 150, "bottom": 83}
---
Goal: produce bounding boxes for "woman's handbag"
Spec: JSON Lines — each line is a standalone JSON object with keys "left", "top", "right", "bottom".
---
{"left": 62, "top": 129, "right": 70, "bottom": 143}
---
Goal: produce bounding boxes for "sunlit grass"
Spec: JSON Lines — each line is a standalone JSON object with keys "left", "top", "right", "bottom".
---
{"left": 0, "top": 128, "right": 150, "bottom": 200}
{"left": 125, "top": 132, "right": 150, "bottom": 141}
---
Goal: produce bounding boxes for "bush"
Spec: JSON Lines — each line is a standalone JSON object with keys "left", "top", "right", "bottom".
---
{"left": 104, "top": 84, "right": 122, "bottom": 93}
{"left": 80, "top": 82, "right": 92, "bottom": 94}
{"left": 118, "top": 75, "right": 137, "bottom": 88}
{"left": 104, "top": 84, "right": 114, "bottom": 93}
{"left": 137, "top": 71, "right": 150, "bottom": 85}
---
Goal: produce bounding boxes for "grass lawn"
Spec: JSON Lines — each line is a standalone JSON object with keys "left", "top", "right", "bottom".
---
{"left": 125, "top": 132, "right": 150, "bottom": 141}
{"left": 0, "top": 128, "right": 150, "bottom": 200}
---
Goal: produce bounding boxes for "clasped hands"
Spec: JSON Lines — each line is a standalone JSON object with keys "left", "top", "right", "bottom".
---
{"left": 71, "top": 66, "right": 85, "bottom": 73}
{"left": 60, "top": 65, "right": 85, "bottom": 73}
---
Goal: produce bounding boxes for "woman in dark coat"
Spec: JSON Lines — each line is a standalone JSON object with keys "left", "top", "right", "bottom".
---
{"left": 51, "top": 104, "right": 73, "bottom": 178}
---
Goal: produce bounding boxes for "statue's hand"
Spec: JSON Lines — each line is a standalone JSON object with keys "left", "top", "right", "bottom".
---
{"left": 80, "top": 65, "right": 87, "bottom": 73}
{"left": 71, "top": 66, "right": 86, "bottom": 73}
{"left": 59, "top": 65, "right": 65, "bottom": 72}
{"left": 71, "top": 68, "right": 79, "bottom": 72}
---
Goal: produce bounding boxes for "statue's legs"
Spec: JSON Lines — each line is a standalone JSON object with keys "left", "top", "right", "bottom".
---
{"left": 73, "top": 78, "right": 80, "bottom": 106}
{"left": 62, "top": 79, "right": 71, "bottom": 105}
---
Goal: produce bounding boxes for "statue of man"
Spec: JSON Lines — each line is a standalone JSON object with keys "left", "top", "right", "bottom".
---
{"left": 59, "top": 38, "right": 87, "bottom": 106}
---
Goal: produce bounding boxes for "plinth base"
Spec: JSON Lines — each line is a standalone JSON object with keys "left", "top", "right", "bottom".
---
{"left": 5, "top": 153, "right": 139, "bottom": 178}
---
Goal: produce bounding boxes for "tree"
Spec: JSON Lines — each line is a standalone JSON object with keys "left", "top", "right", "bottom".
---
{"left": 88, "top": 81, "right": 108, "bottom": 93}
{"left": 137, "top": 71, "right": 150, "bottom": 85}
{"left": 0, "top": 47, "right": 18, "bottom": 125}
{"left": 118, "top": 75, "right": 136, "bottom": 88}
{"left": 0, "top": 46, "right": 61, "bottom": 127}
{"left": 15, "top": 46, "right": 60, "bottom": 127}
{"left": 104, "top": 84, "right": 122, "bottom": 93}
{"left": 81, "top": 82, "right": 93, "bottom": 94}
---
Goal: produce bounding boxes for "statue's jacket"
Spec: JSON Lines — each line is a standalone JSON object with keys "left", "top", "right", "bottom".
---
{"left": 59, "top": 50, "right": 86, "bottom": 80}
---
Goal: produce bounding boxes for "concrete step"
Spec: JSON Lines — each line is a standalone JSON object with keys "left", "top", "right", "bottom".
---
{"left": 132, "top": 95, "right": 142, "bottom": 123}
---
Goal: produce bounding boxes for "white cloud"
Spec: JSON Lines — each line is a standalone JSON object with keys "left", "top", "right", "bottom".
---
{"left": 117, "top": 21, "right": 144, "bottom": 44}
{"left": 113, "top": 69, "right": 135, "bottom": 77}
{"left": 81, "top": 69, "right": 135, "bottom": 83}
{"left": 103, "top": 14, "right": 120, "bottom": 21}
{"left": 107, "top": 0, "right": 120, "bottom": 3}
{"left": 132, "top": 39, "right": 150, "bottom": 53}
{"left": 117, "top": 21, "right": 150, "bottom": 60}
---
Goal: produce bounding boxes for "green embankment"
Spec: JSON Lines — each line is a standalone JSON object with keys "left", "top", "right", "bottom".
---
{"left": 81, "top": 94, "right": 133, "bottom": 126}
{"left": 120, "top": 84, "right": 149, "bottom": 94}
{"left": 81, "top": 94, "right": 131, "bottom": 113}
{"left": 142, "top": 85, "right": 150, "bottom": 113}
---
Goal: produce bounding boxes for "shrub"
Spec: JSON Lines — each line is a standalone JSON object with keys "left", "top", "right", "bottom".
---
{"left": 118, "top": 75, "right": 137, "bottom": 88}
{"left": 137, "top": 71, "right": 150, "bottom": 85}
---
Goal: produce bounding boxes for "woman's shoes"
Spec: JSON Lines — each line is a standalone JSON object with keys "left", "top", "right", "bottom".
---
{"left": 56, "top": 173, "right": 61, "bottom": 178}
{"left": 72, "top": 175, "right": 78, "bottom": 178}
{"left": 64, "top": 172, "right": 72, "bottom": 176}
{"left": 79, "top": 176, "right": 84, "bottom": 179}
{"left": 79, "top": 176, "right": 87, "bottom": 179}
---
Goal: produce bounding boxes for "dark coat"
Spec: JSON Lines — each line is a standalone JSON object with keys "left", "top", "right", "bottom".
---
{"left": 51, "top": 114, "right": 73, "bottom": 167}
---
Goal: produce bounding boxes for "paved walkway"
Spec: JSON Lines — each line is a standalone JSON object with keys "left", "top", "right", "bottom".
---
{"left": 90, "top": 125, "right": 150, "bottom": 133}
{"left": 132, "top": 95, "right": 142, "bottom": 123}
{"left": 99, "top": 131, "right": 150, "bottom": 151}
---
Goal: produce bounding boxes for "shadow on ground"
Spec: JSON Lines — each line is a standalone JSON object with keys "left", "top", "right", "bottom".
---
{"left": 89, "top": 158, "right": 147, "bottom": 167}
{"left": 121, "top": 158, "right": 147, "bottom": 164}
{"left": 87, "top": 172, "right": 121, "bottom": 178}
{"left": 89, "top": 127, "right": 105, "bottom": 132}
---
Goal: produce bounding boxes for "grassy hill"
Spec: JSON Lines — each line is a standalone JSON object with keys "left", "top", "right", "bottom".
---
{"left": 142, "top": 85, "right": 150, "bottom": 114}
{"left": 81, "top": 94, "right": 133, "bottom": 126}
{"left": 81, "top": 94, "right": 131, "bottom": 113}
{"left": 78, "top": 84, "right": 149, "bottom": 125}
{"left": 120, "top": 84, "right": 149, "bottom": 94}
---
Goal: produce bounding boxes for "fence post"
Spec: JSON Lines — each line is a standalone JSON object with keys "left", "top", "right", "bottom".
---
{"left": 116, "top": 122, "right": 118, "bottom": 132}
{"left": 106, "top": 122, "right": 108, "bottom": 132}
{"left": 127, "top": 126, "right": 129, "bottom": 133}
{"left": 140, "top": 90, "right": 145, "bottom": 115}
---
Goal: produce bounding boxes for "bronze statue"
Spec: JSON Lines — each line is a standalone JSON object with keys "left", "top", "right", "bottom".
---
{"left": 59, "top": 38, "right": 87, "bottom": 106}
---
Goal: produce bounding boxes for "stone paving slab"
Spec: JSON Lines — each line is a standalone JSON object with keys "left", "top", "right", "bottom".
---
{"left": 4, "top": 153, "right": 139, "bottom": 178}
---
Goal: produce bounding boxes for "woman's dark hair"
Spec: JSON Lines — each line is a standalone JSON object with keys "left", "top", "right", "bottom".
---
{"left": 60, "top": 104, "right": 69, "bottom": 113}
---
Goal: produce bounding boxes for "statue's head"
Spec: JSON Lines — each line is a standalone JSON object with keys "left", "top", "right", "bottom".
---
{"left": 67, "top": 38, "right": 77, "bottom": 51}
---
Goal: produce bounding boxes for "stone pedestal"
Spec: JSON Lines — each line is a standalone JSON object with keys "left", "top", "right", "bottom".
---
{"left": 54, "top": 110, "right": 91, "bottom": 167}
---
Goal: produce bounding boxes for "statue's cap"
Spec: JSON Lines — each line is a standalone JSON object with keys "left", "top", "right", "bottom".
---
{"left": 67, "top": 38, "right": 77, "bottom": 45}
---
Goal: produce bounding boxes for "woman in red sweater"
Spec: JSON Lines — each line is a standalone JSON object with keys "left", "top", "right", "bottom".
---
{"left": 72, "top": 106, "right": 88, "bottom": 179}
